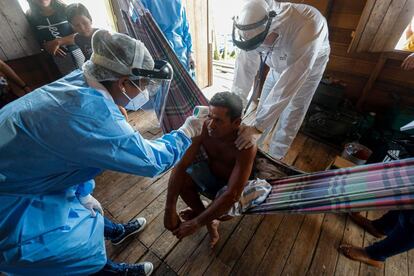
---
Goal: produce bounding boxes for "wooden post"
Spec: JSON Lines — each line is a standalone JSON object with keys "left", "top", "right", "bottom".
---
{"left": 356, "top": 52, "right": 387, "bottom": 110}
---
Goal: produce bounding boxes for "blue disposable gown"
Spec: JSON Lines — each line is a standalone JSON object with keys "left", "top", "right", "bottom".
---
{"left": 0, "top": 70, "right": 191, "bottom": 275}
{"left": 140, "top": 0, "right": 193, "bottom": 70}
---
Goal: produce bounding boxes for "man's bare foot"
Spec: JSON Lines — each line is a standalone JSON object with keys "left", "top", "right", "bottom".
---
{"left": 339, "top": 244, "right": 383, "bottom": 268}
{"left": 179, "top": 207, "right": 197, "bottom": 221}
{"left": 179, "top": 201, "right": 209, "bottom": 221}
{"left": 164, "top": 210, "right": 181, "bottom": 231}
{"left": 207, "top": 220, "right": 220, "bottom": 249}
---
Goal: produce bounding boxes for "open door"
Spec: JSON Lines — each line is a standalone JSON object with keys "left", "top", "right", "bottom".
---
{"left": 182, "top": 0, "right": 213, "bottom": 89}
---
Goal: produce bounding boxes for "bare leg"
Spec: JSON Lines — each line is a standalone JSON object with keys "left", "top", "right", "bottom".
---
{"left": 177, "top": 176, "right": 222, "bottom": 246}
{"left": 178, "top": 174, "right": 206, "bottom": 216}
{"left": 164, "top": 168, "right": 187, "bottom": 231}
{"left": 179, "top": 200, "right": 209, "bottom": 221}
{"left": 207, "top": 220, "right": 220, "bottom": 248}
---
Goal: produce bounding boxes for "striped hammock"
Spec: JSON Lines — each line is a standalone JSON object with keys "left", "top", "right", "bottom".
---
{"left": 125, "top": 1, "right": 414, "bottom": 214}
{"left": 126, "top": 0, "right": 208, "bottom": 133}
{"left": 247, "top": 158, "right": 414, "bottom": 214}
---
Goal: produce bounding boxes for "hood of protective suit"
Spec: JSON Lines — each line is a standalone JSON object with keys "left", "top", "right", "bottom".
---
{"left": 83, "top": 29, "right": 155, "bottom": 82}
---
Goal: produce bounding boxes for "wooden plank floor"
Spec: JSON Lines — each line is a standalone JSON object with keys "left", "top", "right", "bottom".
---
{"left": 93, "top": 110, "right": 413, "bottom": 276}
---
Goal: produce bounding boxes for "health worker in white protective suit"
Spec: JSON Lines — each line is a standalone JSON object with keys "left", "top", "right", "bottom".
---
{"left": 232, "top": 0, "right": 330, "bottom": 159}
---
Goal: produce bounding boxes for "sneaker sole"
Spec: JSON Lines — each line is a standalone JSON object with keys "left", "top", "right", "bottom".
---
{"left": 146, "top": 263, "right": 154, "bottom": 276}
{"left": 111, "top": 219, "right": 147, "bottom": 245}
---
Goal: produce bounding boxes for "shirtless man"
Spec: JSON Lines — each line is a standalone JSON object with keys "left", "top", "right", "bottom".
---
{"left": 164, "top": 92, "right": 257, "bottom": 247}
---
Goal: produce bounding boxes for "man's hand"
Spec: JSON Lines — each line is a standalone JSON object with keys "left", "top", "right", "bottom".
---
{"left": 78, "top": 194, "right": 104, "bottom": 217}
{"left": 172, "top": 219, "right": 200, "bottom": 239}
{"left": 235, "top": 124, "right": 262, "bottom": 150}
{"left": 402, "top": 53, "right": 414, "bottom": 71}
{"left": 164, "top": 208, "right": 181, "bottom": 231}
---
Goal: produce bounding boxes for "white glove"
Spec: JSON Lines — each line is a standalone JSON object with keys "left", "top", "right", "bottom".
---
{"left": 235, "top": 124, "right": 262, "bottom": 150}
{"left": 178, "top": 115, "right": 206, "bottom": 138}
{"left": 78, "top": 194, "right": 104, "bottom": 217}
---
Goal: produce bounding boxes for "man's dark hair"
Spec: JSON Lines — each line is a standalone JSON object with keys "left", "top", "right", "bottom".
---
{"left": 66, "top": 3, "right": 92, "bottom": 23}
{"left": 209, "top": 92, "right": 243, "bottom": 121}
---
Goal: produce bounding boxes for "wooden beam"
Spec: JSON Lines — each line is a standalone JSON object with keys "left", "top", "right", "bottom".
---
{"left": 370, "top": 0, "right": 407, "bottom": 52}
{"left": 358, "top": 0, "right": 392, "bottom": 52}
{"left": 0, "top": 1, "right": 40, "bottom": 60}
{"left": 110, "top": 0, "right": 128, "bottom": 34}
{"left": 383, "top": 0, "right": 414, "bottom": 51}
{"left": 348, "top": 0, "right": 377, "bottom": 53}
{"left": 326, "top": 54, "right": 377, "bottom": 77}
{"left": 356, "top": 52, "right": 388, "bottom": 109}
{"left": 329, "top": 13, "right": 361, "bottom": 29}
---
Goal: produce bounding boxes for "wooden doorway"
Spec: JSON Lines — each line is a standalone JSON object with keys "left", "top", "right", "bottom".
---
{"left": 183, "top": 0, "right": 213, "bottom": 89}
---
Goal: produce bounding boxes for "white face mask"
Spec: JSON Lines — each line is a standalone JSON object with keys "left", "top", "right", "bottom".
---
{"left": 122, "top": 80, "right": 150, "bottom": 111}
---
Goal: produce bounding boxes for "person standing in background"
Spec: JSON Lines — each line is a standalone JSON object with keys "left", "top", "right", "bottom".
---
{"left": 139, "top": 0, "right": 196, "bottom": 78}
{"left": 231, "top": 0, "right": 330, "bottom": 160}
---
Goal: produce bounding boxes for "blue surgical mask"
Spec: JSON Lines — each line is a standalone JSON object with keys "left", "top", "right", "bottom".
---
{"left": 122, "top": 81, "right": 150, "bottom": 111}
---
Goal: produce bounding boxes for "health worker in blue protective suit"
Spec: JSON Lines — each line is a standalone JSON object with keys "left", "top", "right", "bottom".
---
{"left": 0, "top": 30, "right": 205, "bottom": 276}
{"left": 139, "top": 0, "right": 196, "bottom": 75}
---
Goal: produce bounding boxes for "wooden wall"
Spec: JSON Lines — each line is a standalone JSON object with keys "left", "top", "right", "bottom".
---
{"left": 0, "top": 1, "right": 60, "bottom": 93}
{"left": 6, "top": 53, "right": 61, "bottom": 93}
{"left": 182, "top": 0, "right": 212, "bottom": 89}
{"left": 0, "top": 0, "right": 40, "bottom": 61}
{"left": 277, "top": 0, "right": 414, "bottom": 111}
{"left": 324, "top": 0, "right": 414, "bottom": 111}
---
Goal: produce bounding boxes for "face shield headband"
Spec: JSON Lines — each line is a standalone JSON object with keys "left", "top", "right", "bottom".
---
{"left": 232, "top": 10, "right": 277, "bottom": 51}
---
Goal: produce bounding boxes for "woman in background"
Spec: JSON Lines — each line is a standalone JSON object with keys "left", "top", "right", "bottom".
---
{"left": 26, "top": 0, "right": 84, "bottom": 76}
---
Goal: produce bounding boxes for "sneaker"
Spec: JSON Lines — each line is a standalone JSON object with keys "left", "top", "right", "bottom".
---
{"left": 103, "top": 261, "right": 154, "bottom": 275}
{"left": 111, "top": 217, "right": 147, "bottom": 245}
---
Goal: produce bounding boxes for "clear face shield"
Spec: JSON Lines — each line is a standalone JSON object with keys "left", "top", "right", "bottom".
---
{"left": 232, "top": 10, "right": 277, "bottom": 52}
{"left": 129, "top": 60, "right": 173, "bottom": 127}
{"left": 88, "top": 30, "right": 174, "bottom": 129}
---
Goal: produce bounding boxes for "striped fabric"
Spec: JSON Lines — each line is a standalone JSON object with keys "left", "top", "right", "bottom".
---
{"left": 247, "top": 158, "right": 414, "bottom": 214}
{"left": 127, "top": 1, "right": 209, "bottom": 133}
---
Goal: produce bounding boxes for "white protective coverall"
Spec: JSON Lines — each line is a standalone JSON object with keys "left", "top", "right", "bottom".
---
{"left": 232, "top": 2, "right": 330, "bottom": 159}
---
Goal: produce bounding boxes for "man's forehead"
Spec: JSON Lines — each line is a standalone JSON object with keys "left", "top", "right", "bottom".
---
{"left": 208, "top": 105, "right": 229, "bottom": 118}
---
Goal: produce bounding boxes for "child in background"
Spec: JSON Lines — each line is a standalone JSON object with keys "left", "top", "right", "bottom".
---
{"left": 66, "top": 3, "right": 98, "bottom": 61}
{"left": 66, "top": 3, "right": 128, "bottom": 119}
